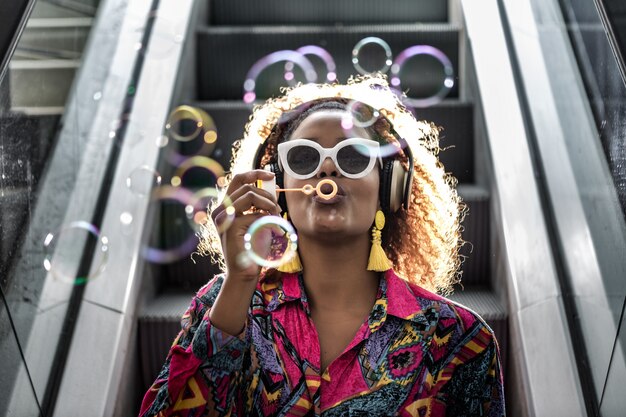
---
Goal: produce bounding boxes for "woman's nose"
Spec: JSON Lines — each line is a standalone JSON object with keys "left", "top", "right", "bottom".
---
{"left": 316, "top": 156, "right": 339, "bottom": 178}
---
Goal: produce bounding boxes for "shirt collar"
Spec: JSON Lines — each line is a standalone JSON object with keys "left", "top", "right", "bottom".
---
{"left": 261, "top": 269, "right": 434, "bottom": 325}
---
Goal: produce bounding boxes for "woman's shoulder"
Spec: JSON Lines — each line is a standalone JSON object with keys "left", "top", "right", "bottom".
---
{"left": 192, "top": 273, "right": 227, "bottom": 308}
{"left": 396, "top": 273, "right": 497, "bottom": 340}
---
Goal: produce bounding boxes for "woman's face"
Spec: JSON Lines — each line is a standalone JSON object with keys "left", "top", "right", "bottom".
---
{"left": 282, "top": 110, "right": 380, "bottom": 242}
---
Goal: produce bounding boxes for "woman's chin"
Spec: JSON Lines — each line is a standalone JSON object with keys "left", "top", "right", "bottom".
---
{"left": 300, "top": 218, "right": 355, "bottom": 241}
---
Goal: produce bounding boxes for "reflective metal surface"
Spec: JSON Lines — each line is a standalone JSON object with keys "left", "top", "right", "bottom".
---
{"left": 501, "top": 0, "right": 626, "bottom": 412}
{"left": 462, "top": 0, "right": 586, "bottom": 415}
{"left": 51, "top": 0, "right": 196, "bottom": 415}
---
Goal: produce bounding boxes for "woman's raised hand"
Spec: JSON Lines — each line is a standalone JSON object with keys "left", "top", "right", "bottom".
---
{"left": 210, "top": 170, "right": 281, "bottom": 282}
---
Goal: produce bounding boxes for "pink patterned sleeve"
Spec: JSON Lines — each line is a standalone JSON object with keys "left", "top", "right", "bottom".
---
{"left": 138, "top": 275, "right": 250, "bottom": 417}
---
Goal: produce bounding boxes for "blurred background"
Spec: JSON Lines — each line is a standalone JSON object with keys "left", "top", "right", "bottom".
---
{"left": 0, "top": 0, "right": 625, "bottom": 415}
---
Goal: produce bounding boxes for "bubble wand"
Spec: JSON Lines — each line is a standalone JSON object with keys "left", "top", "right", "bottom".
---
{"left": 258, "top": 178, "right": 338, "bottom": 200}
{"left": 276, "top": 178, "right": 338, "bottom": 200}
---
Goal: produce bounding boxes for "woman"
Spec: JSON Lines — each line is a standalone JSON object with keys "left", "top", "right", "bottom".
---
{"left": 139, "top": 75, "right": 505, "bottom": 416}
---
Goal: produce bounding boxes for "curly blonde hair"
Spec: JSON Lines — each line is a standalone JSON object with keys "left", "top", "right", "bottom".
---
{"left": 198, "top": 74, "right": 466, "bottom": 295}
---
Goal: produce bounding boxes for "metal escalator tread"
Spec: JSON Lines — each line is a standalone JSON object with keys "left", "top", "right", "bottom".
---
{"left": 196, "top": 24, "right": 460, "bottom": 101}
{"left": 141, "top": 291, "right": 194, "bottom": 320}
{"left": 201, "top": 23, "right": 459, "bottom": 34}
{"left": 446, "top": 287, "right": 508, "bottom": 367}
{"left": 138, "top": 292, "right": 194, "bottom": 388}
{"left": 447, "top": 287, "right": 506, "bottom": 321}
{"left": 457, "top": 184, "right": 491, "bottom": 287}
{"left": 210, "top": 0, "right": 448, "bottom": 26}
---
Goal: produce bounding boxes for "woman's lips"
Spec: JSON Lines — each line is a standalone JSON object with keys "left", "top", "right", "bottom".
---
{"left": 313, "top": 194, "right": 345, "bottom": 204}
{"left": 313, "top": 182, "right": 345, "bottom": 204}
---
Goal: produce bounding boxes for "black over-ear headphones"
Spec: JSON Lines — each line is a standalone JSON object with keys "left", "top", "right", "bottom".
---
{"left": 252, "top": 102, "right": 414, "bottom": 215}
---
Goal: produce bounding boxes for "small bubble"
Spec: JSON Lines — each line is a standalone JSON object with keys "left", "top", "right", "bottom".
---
{"left": 244, "top": 216, "right": 298, "bottom": 268}
{"left": 341, "top": 118, "right": 354, "bottom": 130}
{"left": 43, "top": 221, "right": 108, "bottom": 285}
{"left": 126, "top": 166, "right": 162, "bottom": 196}
{"left": 120, "top": 212, "right": 133, "bottom": 225}
{"left": 204, "top": 131, "right": 217, "bottom": 144}
{"left": 93, "top": 91, "right": 102, "bottom": 101}
{"left": 193, "top": 211, "right": 208, "bottom": 225}
{"left": 156, "top": 135, "right": 169, "bottom": 148}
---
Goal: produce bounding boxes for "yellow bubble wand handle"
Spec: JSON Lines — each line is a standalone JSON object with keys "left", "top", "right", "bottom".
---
{"left": 276, "top": 179, "right": 338, "bottom": 200}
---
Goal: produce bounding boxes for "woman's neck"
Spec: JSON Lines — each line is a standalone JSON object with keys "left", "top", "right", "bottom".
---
{"left": 297, "top": 234, "right": 381, "bottom": 314}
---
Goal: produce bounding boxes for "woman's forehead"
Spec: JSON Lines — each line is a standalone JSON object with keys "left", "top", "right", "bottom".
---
{"left": 288, "top": 110, "right": 371, "bottom": 141}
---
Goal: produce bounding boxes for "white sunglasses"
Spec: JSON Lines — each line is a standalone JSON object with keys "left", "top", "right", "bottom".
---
{"left": 277, "top": 138, "right": 382, "bottom": 180}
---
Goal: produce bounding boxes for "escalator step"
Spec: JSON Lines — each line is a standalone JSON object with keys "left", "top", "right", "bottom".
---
{"left": 457, "top": 184, "right": 490, "bottom": 287}
{"left": 196, "top": 24, "right": 460, "bottom": 101}
{"left": 18, "top": 18, "right": 93, "bottom": 59}
{"left": 448, "top": 287, "right": 506, "bottom": 321}
{"left": 448, "top": 287, "right": 508, "bottom": 370}
{"left": 193, "top": 100, "right": 474, "bottom": 183}
{"left": 209, "top": 0, "right": 448, "bottom": 26}
{"left": 9, "top": 59, "right": 80, "bottom": 109}
{"left": 138, "top": 292, "right": 192, "bottom": 388}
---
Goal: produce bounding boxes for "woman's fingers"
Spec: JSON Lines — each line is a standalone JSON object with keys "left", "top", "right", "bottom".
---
{"left": 212, "top": 187, "right": 279, "bottom": 230}
{"left": 221, "top": 212, "right": 264, "bottom": 275}
{"left": 229, "top": 185, "right": 280, "bottom": 214}
{"left": 208, "top": 170, "right": 283, "bottom": 278}
{"left": 226, "top": 170, "right": 276, "bottom": 195}
{"left": 211, "top": 171, "right": 280, "bottom": 224}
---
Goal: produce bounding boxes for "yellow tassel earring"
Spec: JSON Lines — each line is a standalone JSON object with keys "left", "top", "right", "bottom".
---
{"left": 367, "top": 210, "right": 392, "bottom": 271}
{"left": 277, "top": 212, "right": 303, "bottom": 273}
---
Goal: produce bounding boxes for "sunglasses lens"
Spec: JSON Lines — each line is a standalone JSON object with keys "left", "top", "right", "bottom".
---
{"left": 287, "top": 145, "right": 321, "bottom": 176}
{"left": 337, "top": 144, "right": 372, "bottom": 175}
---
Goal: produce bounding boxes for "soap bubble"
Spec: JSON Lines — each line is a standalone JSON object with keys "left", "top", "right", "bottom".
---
{"left": 351, "top": 37, "right": 393, "bottom": 75}
{"left": 126, "top": 166, "right": 162, "bottom": 197}
{"left": 186, "top": 187, "right": 235, "bottom": 234}
{"left": 170, "top": 156, "right": 224, "bottom": 189}
{"left": 342, "top": 100, "right": 381, "bottom": 129}
{"left": 43, "top": 221, "right": 109, "bottom": 285}
{"left": 141, "top": 186, "right": 197, "bottom": 264}
{"left": 285, "top": 45, "right": 337, "bottom": 84}
{"left": 243, "top": 216, "right": 298, "bottom": 268}
{"left": 390, "top": 45, "right": 455, "bottom": 108}
{"left": 243, "top": 50, "right": 317, "bottom": 104}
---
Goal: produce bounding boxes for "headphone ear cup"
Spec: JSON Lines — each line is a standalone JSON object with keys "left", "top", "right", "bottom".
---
{"left": 389, "top": 160, "right": 409, "bottom": 213}
{"left": 379, "top": 160, "right": 394, "bottom": 214}
{"left": 380, "top": 160, "right": 410, "bottom": 213}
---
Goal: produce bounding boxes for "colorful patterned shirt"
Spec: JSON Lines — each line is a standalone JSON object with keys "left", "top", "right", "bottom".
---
{"left": 139, "top": 269, "right": 505, "bottom": 416}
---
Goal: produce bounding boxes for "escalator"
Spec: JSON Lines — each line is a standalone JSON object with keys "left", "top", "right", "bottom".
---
{"left": 135, "top": 0, "right": 508, "bottom": 411}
